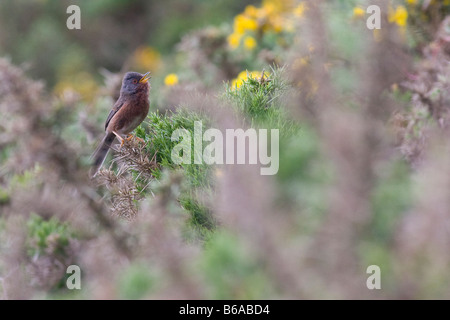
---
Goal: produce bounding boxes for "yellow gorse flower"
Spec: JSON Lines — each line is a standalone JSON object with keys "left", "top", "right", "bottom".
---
{"left": 262, "top": 0, "right": 294, "bottom": 14}
{"left": 230, "top": 70, "right": 269, "bottom": 89}
{"left": 227, "top": 32, "right": 242, "bottom": 49}
{"left": 353, "top": 7, "right": 365, "bottom": 18}
{"left": 131, "top": 46, "right": 161, "bottom": 72}
{"left": 389, "top": 5, "right": 408, "bottom": 27}
{"left": 228, "top": 1, "right": 306, "bottom": 49}
{"left": 244, "top": 5, "right": 259, "bottom": 19}
{"left": 243, "top": 36, "right": 257, "bottom": 50}
{"left": 234, "top": 14, "right": 258, "bottom": 34}
{"left": 269, "top": 16, "right": 284, "bottom": 33}
{"left": 54, "top": 72, "right": 99, "bottom": 102}
{"left": 294, "top": 2, "right": 306, "bottom": 17}
{"left": 164, "top": 73, "right": 179, "bottom": 86}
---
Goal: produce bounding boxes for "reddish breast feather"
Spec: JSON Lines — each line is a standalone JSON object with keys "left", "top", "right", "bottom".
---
{"left": 107, "top": 92, "right": 149, "bottom": 135}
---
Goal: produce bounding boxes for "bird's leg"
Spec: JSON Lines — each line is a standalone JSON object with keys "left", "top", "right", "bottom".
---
{"left": 113, "top": 131, "right": 125, "bottom": 147}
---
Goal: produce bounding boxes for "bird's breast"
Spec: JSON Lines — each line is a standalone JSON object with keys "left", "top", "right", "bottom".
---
{"left": 110, "top": 95, "right": 149, "bottom": 135}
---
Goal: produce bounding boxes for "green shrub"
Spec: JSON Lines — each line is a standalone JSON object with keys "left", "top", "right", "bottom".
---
{"left": 26, "top": 214, "right": 73, "bottom": 259}
{"left": 200, "top": 231, "right": 273, "bottom": 299}
{"left": 118, "top": 263, "right": 157, "bottom": 300}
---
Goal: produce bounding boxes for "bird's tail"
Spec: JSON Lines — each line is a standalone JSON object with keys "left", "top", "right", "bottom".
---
{"left": 90, "top": 132, "right": 116, "bottom": 178}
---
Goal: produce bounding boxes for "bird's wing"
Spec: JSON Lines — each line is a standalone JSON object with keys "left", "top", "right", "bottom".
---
{"left": 105, "top": 99, "right": 124, "bottom": 131}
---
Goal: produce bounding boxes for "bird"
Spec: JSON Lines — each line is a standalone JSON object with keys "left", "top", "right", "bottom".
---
{"left": 91, "top": 71, "right": 151, "bottom": 177}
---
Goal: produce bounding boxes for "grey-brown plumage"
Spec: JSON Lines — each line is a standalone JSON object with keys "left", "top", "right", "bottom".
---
{"left": 91, "top": 71, "right": 150, "bottom": 177}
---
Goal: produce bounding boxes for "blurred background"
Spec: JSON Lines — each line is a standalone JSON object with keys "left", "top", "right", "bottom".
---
{"left": 0, "top": 0, "right": 257, "bottom": 101}
{"left": 1, "top": 0, "right": 450, "bottom": 299}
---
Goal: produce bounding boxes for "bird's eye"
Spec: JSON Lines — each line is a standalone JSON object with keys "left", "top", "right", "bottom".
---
{"left": 132, "top": 79, "right": 138, "bottom": 84}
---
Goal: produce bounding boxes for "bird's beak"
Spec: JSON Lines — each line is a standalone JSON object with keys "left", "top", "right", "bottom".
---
{"left": 139, "top": 72, "right": 151, "bottom": 84}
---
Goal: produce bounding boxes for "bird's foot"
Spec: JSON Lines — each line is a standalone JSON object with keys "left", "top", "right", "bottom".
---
{"left": 118, "top": 136, "right": 126, "bottom": 148}
{"left": 113, "top": 131, "right": 126, "bottom": 148}
{"left": 126, "top": 134, "right": 145, "bottom": 143}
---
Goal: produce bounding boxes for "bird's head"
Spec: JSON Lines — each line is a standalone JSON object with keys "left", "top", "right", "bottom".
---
{"left": 120, "top": 71, "right": 151, "bottom": 95}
